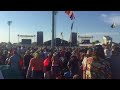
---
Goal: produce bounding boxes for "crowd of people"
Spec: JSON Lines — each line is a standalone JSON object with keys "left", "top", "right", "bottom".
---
{"left": 0, "top": 43, "right": 119, "bottom": 79}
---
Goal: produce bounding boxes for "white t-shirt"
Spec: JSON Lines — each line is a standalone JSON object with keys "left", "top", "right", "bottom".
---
{"left": 104, "top": 48, "right": 112, "bottom": 58}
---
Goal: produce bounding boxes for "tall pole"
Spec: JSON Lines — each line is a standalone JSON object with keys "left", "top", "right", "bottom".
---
{"left": 63, "top": 34, "right": 64, "bottom": 47}
{"left": 54, "top": 13, "right": 56, "bottom": 47}
{"left": 9, "top": 25, "right": 10, "bottom": 43}
{"left": 61, "top": 33, "right": 63, "bottom": 47}
{"left": 77, "top": 33, "right": 79, "bottom": 47}
{"left": 34, "top": 35, "right": 35, "bottom": 42}
{"left": 61, "top": 33, "right": 62, "bottom": 47}
{"left": 70, "top": 31, "right": 72, "bottom": 47}
{"left": 51, "top": 11, "right": 55, "bottom": 48}
{"left": 92, "top": 36, "right": 93, "bottom": 44}
{"left": 8, "top": 21, "right": 12, "bottom": 43}
{"left": 18, "top": 34, "right": 19, "bottom": 43}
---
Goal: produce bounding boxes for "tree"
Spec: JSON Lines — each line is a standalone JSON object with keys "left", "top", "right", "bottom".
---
{"left": 95, "top": 40, "right": 100, "bottom": 43}
{"left": 92, "top": 40, "right": 100, "bottom": 45}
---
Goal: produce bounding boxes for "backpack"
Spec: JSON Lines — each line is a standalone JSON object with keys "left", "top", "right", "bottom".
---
{"left": 43, "top": 58, "right": 50, "bottom": 67}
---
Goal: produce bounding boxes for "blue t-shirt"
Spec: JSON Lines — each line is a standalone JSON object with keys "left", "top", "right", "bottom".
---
{"left": 9, "top": 54, "right": 20, "bottom": 70}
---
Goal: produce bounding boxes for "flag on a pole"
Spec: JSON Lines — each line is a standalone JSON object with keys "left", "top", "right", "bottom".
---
{"left": 65, "top": 11, "right": 75, "bottom": 20}
{"left": 61, "top": 32, "right": 63, "bottom": 44}
{"left": 111, "top": 22, "right": 116, "bottom": 28}
{"left": 71, "top": 21, "right": 74, "bottom": 31}
{"left": 69, "top": 33, "right": 72, "bottom": 43}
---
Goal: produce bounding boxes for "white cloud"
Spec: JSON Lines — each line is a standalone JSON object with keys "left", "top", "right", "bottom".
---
{"left": 101, "top": 13, "right": 120, "bottom": 25}
{"left": 101, "top": 14, "right": 107, "bottom": 18}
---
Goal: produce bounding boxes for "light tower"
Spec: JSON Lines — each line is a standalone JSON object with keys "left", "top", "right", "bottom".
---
{"left": 7, "top": 21, "right": 12, "bottom": 43}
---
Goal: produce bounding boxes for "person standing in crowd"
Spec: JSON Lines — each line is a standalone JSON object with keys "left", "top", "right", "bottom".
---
{"left": 43, "top": 48, "right": 49, "bottom": 59}
{"left": 21, "top": 46, "right": 26, "bottom": 59}
{"left": 23, "top": 50, "right": 33, "bottom": 78}
{"left": 104, "top": 45, "right": 112, "bottom": 60}
{"left": 39, "top": 49, "right": 45, "bottom": 61}
{"left": 44, "top": 53, "right": 52, "bottom": 79}
{"left": 82, "top": 54, "right": 88, "bottom": 79}
{"left": 51, "top": 53, "right": 61, "bottom": 79}
{"left": 60, "top": 48, "right": 65, "bottom": 57}
{"left": 17, "top": 46, "right": 21, "bottom": 55}
{"left": 7, "top": 50, "right": 21, "bottom": 71}
{"left": 67, "top": 54, "right": 80, "bottom": 77}
{"left": 75, "top": 48, "right": 81, "bottom": 60}
{"left": 26, "top": 52, "right": 44, "bottom": 79}
{"left": 65, "top": 48, "right": 71, "bottom": 62}
{"left": 5, "top": 52, "right": 11, "bottom": 64}
{"left": 0, "top": 51, "right": 7, "bottom": 65}
{"left": 85, "top": 45, "right": 111, "bottom": 79}
{"left": 82, "top": 48, "right": 93, "bottom": 79}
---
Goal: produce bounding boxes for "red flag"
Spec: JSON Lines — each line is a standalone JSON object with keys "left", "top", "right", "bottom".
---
{"left": 65, "top": 11, "right": 75, "bottom": 20}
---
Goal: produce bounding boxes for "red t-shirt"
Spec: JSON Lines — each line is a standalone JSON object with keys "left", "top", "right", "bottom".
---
{"left": 29, "top": 58, "right": 44, "bottom": 71}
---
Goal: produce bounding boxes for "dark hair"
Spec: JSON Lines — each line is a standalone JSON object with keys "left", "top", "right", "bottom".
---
{"left": 93, "top": 45, "right": 105, "bottom": 59}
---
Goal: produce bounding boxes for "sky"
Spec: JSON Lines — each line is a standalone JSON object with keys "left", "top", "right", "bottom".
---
{"left": 0, "top": 11, "right": 120, "bottom": 43}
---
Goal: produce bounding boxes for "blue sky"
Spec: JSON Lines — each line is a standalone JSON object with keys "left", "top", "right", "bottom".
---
{"left": 0, "top": 11, "right": 120, "bottom": 43}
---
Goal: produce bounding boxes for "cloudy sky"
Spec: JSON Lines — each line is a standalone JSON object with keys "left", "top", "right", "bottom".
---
{"left": 0, "top": 11, "right": 120, "bottom": 43}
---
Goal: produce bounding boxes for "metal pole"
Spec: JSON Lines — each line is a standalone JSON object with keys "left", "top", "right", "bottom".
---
{"left": 92, "top": 36, "right": 93, "bottom": 43}
{"left": 54, "top": 13, "right": 56, "bottom": 47}
{"left": 62, "top": 35, "right": 64, "bottom": 46}
{"left": 8, "top": 21, "right": 12, "bottom": 43}
{"left": 54, "top": 28, "right": 56, "bottom": 47}
{"left": 18, "top": 34, "right": 19, "bottom": 43}
{"left": 9, "top": 25, "right": 10, "bottom": 43}
{"left": 61, "top": 33, "right": 62, "bottom": 47}
{"left": 62, "top": 34, "right": 63, "bottom": 47}
{"left": 70, "top": 30, "right": 72, "bottom": 47}
{"left": 51, "top": 11, "right": 55, "bottom": 49}
{"left": 34, "top": 35, "right": 35, "bottom": 42}
{"left": 54, "top": 11, "right": 57, "bottom": 47}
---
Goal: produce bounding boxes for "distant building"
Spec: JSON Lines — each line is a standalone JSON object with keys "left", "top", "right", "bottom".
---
{"left": 37, "top": 31, "right": 43, "bottom": 45}
{"left": 71, "top": 32, "right": 77, "bottom": 46}
{"left": 22, "top": 39, "right": 31, "bottom": 45}
{"left": 0, "top": 42, "right": 7, "bottom": 45}
{"left": 78, "top": 36, "right": 93, "bottom": 47}
{"left": 44, "top": 38, "right": 69, "bottom": 47}
{"left": 103, "top": 36, "right": 112, "bottom": 45}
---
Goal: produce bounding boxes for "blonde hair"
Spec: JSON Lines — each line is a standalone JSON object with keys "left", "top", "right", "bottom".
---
{"left": 34, "top": 52, "right": 39, "bottom": 59}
